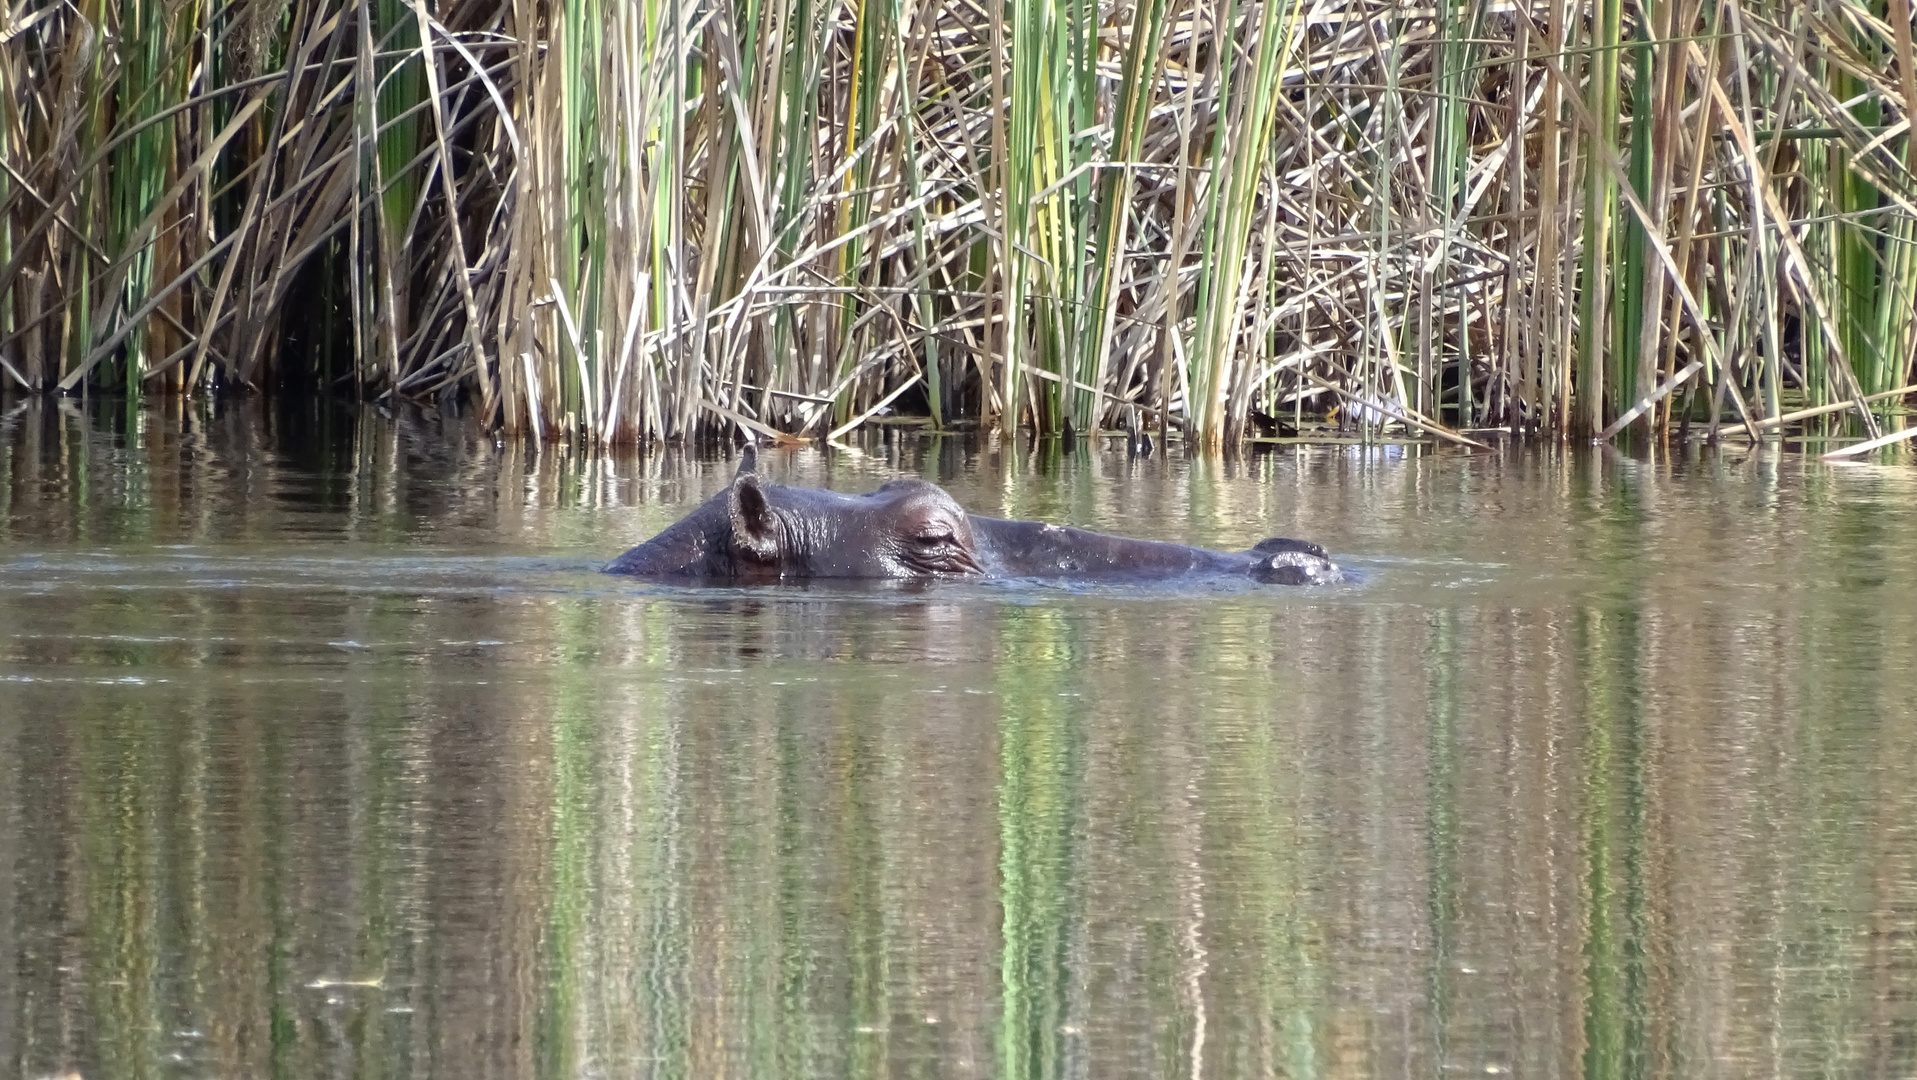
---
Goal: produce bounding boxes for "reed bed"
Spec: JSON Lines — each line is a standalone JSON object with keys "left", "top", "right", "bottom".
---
{"left": 3, "top": 0, "right": 1915, "bottom": 449}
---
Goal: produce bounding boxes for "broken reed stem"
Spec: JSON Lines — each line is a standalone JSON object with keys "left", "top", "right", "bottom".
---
{"left": 1, "top": 0, "right": 1914, "bottom": 452}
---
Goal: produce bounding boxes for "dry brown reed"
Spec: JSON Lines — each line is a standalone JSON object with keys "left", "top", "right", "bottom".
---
{"left": 2, "top": 0, "right": 1915, "bottom": 450}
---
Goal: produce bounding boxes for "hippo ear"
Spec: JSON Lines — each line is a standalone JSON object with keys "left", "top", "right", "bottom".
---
{"left": 727, "top": 473, "right": 780, "bottom": 562}
{"left": 736, "top": 443, "right": 759, "bottom": 478}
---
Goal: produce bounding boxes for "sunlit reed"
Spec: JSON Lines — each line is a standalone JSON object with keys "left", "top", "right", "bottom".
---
{"left": 2, "top": 1, "right": 1914, "bottom": 449}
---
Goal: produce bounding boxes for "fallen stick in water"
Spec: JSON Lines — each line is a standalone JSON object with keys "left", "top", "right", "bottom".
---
{"left": 1821, "top": 425, "right": 1917, "bottom": 460}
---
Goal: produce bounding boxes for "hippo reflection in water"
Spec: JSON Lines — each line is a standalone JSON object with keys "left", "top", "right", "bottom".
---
{"left": 607, "top": 449, "right": 1343, "bottom": 586}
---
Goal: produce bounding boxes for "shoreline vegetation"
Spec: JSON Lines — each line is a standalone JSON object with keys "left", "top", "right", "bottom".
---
{"left": 2, "top": 1, "right": 1915, "bottom": 454}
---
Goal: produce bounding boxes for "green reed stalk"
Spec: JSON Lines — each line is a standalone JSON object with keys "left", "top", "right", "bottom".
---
{"left": 1611, "top": 11, "right": 1653, "bottom": 427}
{"left": 1801, "top": 123, "right": 1837, "bottom": 415}
{"left": 1002, "top": 0, "right": 1044, "bottom": 433}
{"left": 826, "top": 0, "right": 888, "bottom": 429}
{"left": 642, "top": 0, "right": 692, "bottom": 439}
{"left": 562, "top": 0, "right": 604, "bottom": 429}
{"left": 1075, "top": 0, "right": 1170, "bottom": 436}
{"left": 1427, "top": 0, "right": 1485, "bottom": 427}
{"left": 374, "top": 0, "right": 424, "bottom": 358}
{"left": 1188, "top": 0, "right": 1304, "bottom": 448}
{"left": 880, "top": 0, "right": 950, "bottom": 428}
{"left": 765, "top": 0, "right": 825, "bottom": 428}
{"left": 1575, "top": 0, "right": 1622, "bottom": 437}
{"left": 1839, "top": 36, "right": 1884, "bottom": 416}
{"left": 104, "top": 0, "right": 173, "bottom": 399}
{"left": 1531, "top": 0, "right": 1569, "bottom": 433}
{"left": 1041, "top": 0, "right": 1101, "bottom": 438}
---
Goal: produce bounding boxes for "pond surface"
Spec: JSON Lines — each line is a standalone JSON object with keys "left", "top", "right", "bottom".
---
{"left": 2, "top": 398, "right": 1915, "bottom": 1080}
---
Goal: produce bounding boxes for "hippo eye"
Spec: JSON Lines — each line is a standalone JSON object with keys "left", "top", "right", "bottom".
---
{"left": 899, "top": 522, "right": 981, "bottom": 575}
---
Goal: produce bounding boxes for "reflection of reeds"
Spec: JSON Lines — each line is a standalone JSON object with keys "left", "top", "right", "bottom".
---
{"left": 2, "top": 1, "right": 1915, "bottom": 448}
{"left": 6, "top": 403, "right": 1917, "bottom": 1074}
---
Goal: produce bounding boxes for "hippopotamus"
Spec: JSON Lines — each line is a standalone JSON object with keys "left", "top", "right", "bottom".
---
{"left": 606, "top": 449, "right": 1342, "bottom": 586}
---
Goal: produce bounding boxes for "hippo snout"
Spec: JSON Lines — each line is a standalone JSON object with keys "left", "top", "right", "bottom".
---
{"left": 1252, "top": 550, "right": 1343, "bottom": 586}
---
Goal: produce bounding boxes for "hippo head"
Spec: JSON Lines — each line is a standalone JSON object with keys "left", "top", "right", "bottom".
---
{"left": 723, "top": 471, "right": 985, "bottom": 579}
{"left": 608, "top": 450, "right": 986, "bottom": 580}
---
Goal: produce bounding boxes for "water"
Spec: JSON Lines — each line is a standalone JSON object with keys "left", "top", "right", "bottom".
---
{"left": 2, "top": 398, "right": 1915, "bottom": 1079}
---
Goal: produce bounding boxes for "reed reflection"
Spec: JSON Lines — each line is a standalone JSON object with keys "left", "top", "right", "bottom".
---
{"left": 1, "top": 401, "right": 1915, "bottom": 1079}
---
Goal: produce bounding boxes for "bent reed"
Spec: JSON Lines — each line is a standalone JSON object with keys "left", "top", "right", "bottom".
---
{"left": 3, "top": 0, "right": 1915, "bottom": 450}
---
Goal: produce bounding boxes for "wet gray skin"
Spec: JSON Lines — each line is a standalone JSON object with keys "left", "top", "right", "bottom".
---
{"left": 606, "top": 449, "right": 1342, "bottom": 586}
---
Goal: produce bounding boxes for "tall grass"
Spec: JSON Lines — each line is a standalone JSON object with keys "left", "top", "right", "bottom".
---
{"left": 3, "top": 0, "right": 1916, "bottom": 449}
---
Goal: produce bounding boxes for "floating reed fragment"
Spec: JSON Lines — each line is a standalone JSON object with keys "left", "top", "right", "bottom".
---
{"left": 1, "top": 0, "right": 1914, "bottom": 451}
